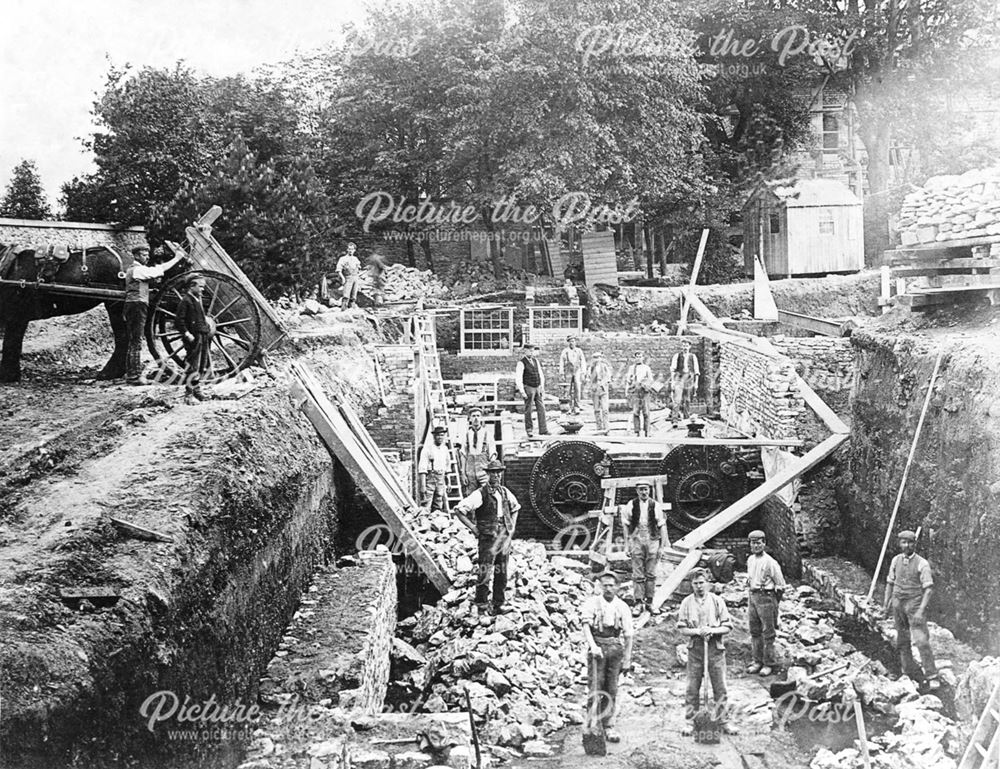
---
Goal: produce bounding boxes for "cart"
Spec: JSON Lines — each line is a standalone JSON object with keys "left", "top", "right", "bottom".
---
{"left": 0, "top": 207, "right": 287, "bottom": 382}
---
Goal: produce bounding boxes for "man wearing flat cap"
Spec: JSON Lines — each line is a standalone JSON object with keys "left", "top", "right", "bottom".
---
{"left": 619, "top": 481, "right": 669, "bottom": 615}
{"left": 123, "top": 244, "right": 185, "bottom": 384}
{"left": 746, "top": 530, "right": 786, "bottom": 677}
{"left": 884, "top": 530, "right": 939, "bottom": 688}
{"left": 454, "top": 459, "right": 521, "bottom": 614}
{"left": 461, "top": 407, "right": 497, "bottom": 494}
{"left": 581, "top": 570, "right": 634, "bottom": 743}
{"left": 418, "top": 425, "right": 452, "bottom": 512}
{"left": 559, "top": 335, "right": 587, "bottom": 416}
{"left": 625, "top": 351, "right": 655, "bottom": 437}
{"left": 515, "top": 343, "right": 550, "bottom": 437}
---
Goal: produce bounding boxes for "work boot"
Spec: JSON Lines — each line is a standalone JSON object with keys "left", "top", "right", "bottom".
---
{"left": 746, "top": 662, "right": 762, "bottom": 675}
{"left": 605, "top": 728, "right": 621, "bottom": 743}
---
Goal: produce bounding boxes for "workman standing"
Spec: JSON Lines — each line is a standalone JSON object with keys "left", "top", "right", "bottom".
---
{"left": 175, "top": 274, "right": 214, "bottom": 402}
{"left": 746, "top": 530, "right": 786, "bottom": 677}
{"left": 588, "top": 351, "right": 614, "bottom": 434}
{"left": 559, "top": 335, "right": 587, "bottom": 415}
{"left": 453, "top": 459, "right": 521, "bottom": 614}
{"left": 669, "top": 341, "right": 700, "bottom": 423}
{"left": 418, "top": 425, "right": 451, "bottom": 512}
{"left": 515, "top": 343, "right": 550, "bottom": 437}
{"left": 883, "top": 530, "right": 939, "bottom": 688}
{"left": 123, "top": 245, "right": 185, "bottom": 384}
{"left": 461, "top": 406, "right": 497, "bottom": 494}
{"left": 581, "top": 570, "right": 634, "bottom": 744}
{"left": 367, "top": 249, "right": 388, "bottom": 306}
{"left": 678, "top": 569, "right": 737, "bottom": 736}
{"left": 335, "top": 242, "right": 362, "bottom": 310}
{"left": 625, "top": 351, "right": 655, "bottom": 437}
{"left": 618, "top": 481, "right": 669, "bottom": 615}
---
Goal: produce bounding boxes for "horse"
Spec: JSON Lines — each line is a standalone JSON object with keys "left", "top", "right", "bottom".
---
{"left": 0, "top": 244, "right": 133, "bottom": 383}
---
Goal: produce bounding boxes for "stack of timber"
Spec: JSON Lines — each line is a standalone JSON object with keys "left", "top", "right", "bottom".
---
{"left": 580, "top": 231, "right": 618, "bottom": 288}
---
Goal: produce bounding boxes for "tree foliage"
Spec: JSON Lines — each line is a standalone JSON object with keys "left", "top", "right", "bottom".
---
{"left": 0, "top": 160, "right": 52, "bottom": 220}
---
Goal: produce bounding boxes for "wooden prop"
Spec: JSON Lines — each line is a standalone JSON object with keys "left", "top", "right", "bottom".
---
{"left": 678, "top": 229, "right": 710, "bottom": 335}
{"left": 854, "top": 701, "right": 873, "bottom": 769}
{"left": 866, "top": 351, "right": 944, "bottom": 602}
{"left": 693, "top": 636, "right": 722, "bottom": 743}
{"left": 582, "top": 655, "right": 608, "bottom": 755}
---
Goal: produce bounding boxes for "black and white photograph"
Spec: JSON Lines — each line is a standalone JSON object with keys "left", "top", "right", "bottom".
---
{"left": 1, "top": 1, "right": 999, "bottom": 767}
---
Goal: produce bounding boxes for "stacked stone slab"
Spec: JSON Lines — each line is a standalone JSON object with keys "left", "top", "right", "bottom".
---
{"left": 359, "top": 263, "right": 449, "bottom": 302}
{"left": 897, "top": 167, "right": 1000, "bottom": 246}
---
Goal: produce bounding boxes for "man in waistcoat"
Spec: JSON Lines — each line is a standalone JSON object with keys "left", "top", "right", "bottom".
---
{"left": 559, "top": 335, "right": 587, "bottom": 415}
{"left": 124, "top": 245, "right": 186, "bottom": 384}
{"left": 453, "top": 460, "right": 521, "bottom": 614}
{"left": 515, "top": 343, "right": 550, "bottom": 437}
{"left": 669, "top": 341, "right": 700, "bottom": 422}
{"left": 625, "top": 351, "right": 655, "bottom": 437}
{"left": 461, "top": 406, "right": 497, "bottom": 494}
{"left": 883, "top": 530, "right": 939, "bottom": 688}
{"left": 618, "top": 481, "right": 669, "bottom": 615}
{"left": 746, "top": 530, "right": 786, "bottom": 677}
{"left": 588, "top": 351, "right": 614, "bottom": 434}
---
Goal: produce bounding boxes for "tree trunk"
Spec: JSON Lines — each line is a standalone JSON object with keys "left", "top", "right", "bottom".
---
{"left": 483, "top": 206, "right": 503, "bottom": 278}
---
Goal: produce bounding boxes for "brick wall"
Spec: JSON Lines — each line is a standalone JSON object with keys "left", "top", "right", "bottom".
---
{"left": 719, "top": 341, "right": 805, "bottom": 441}
{"left": 440, "top": 333, "right": 712, "bottom": 408}
{"left": 0, "top": 217, "right": 146, "bottom": 251}
{"left": 772, "top": 336, "right": 854, "bottom": 425}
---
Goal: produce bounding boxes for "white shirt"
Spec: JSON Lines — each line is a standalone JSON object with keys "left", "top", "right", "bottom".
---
{"left": 747, "top": 551, "right": 786, "bottom": 590}
{"left": 454, "top": 485, "right": 521, "bottom": 516}
{"left": 129, "top": 262, "right": 171, "bottom": 281}
{"left": 515, "top": 357, "right": 545, "bottom": 392}
{"left": 589, "top": 359, "right": 613, "bottom": 390}
{"left": 418, "top": 442, "right": 451, "bottom": 474}
{"left": 626, "top": 362, "right": 653, "bottom": 390}
{"left": 464, "top": 424, "right": 496, "bottom": 459}
{"left": 336, "top": 254, "right": 362, "bottom": 277}
{"left": 618, "top": 498, "right": 668, "bottom": 541}
{"left": 559, "top": 346, "right": 587, "bottom": 374}
{"left": 581, "top": 594, "right": 635, "bottom": 637}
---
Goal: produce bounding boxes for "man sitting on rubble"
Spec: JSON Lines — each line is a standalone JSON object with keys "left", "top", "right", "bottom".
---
{"left": 581, "top": 570, "right": 634, "bottom": 744}
{"left": 418, "top": 426, "right": 451, "bottom": 512}
{"left": 746, "top": 530, "right": 786, "bottom": 677}
{"left": 883, "top": 530, "right": 939, "bottom": 689}
{"left": 678, "top": 569, "right": 737, "bottom": 736}
{"left": 453, "top": 460, "right": 521, "bottom": 615}
{"left": 619, "top": 480, "right": 669, "bottom": 616}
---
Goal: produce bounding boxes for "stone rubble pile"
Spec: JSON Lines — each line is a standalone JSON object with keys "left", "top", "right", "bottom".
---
{"left": 400, "top": 509, "right": 478, "bottom": 584}
{"left": 393, "top": 540, "right": 591, "bottom": 760}
{"left": 716, "top": 577, "right": 964, "bottom": 769}
{"left": 360, "top": 264, "right": 449, "bottom": 302}
{"left": 898, "top": 166, "right": 1000, "bottom": 246}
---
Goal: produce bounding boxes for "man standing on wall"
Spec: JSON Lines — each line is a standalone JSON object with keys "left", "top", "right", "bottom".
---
{"left": 625, "top": 351, "right": 655, "bottom": 437}
{"left": 619, "top": 481, "right": 669, "bottom": 616}
{"left": 669, "top": 341, "right": 700, "bottom": 423}
{"left": 678, "top": 569, "right": 737, "bottom": 736}
{"left": 418, "top": 426, "right": 451, "bottom": 512}
{"left": 581, "top": 570, "right": 634, "bottom": 744}
{"left": 123, "top": 245, "right": 185, "bottom": 384}
{"left": 335, "top": 242, "right": 362, "bottom": 310}
{"left": 461, "top": 406, "right": 497, "bottom": 494}
{"left": 746, "top": 530, "right": 786, "bottom": 677}
{"left": 453, "top": 460, "right": 521, "bottom": 614}
{"left": 515, "top": 343, "right": 550, "bottom": 438}
{"left": 883, "top": 530, "right": 939, "bottom": 688}
{"left": 559, "top": 335, "right": 587, "bottom": 415}
{"left": 589, "top": 351, "right": 614, "bottom": 434}
{"left": 175, "top": 275, "right": 215, "bottom": 402}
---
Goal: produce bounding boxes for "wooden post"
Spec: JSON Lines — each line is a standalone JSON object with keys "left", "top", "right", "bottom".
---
{"left": 853, "top": 701, "right": 873, "bottom": 769}
{"left": 678, "top": 228, "right": 710, "bottom": 335}
{"left": 866, "top": 351, "right": 944, "bottom": 602}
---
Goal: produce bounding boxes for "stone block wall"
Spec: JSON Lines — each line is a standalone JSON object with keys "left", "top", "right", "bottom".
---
{"left": 719, "top": 341, "right": 805, "bottom": 441}
{"left": 0, "top": 217, "right": 147, "bottom": 252}
{"left": 370, "top": 346, "right": 418, "bottom": 463}
{"left": 772, "top": 336, "right": 855, "bottom": 422}
{"left": 760, "top": 497, "right": 803, "bottom": 579}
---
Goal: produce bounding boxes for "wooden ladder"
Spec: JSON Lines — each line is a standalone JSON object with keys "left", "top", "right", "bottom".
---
{"left": 959, "top": 677, "right": 1000, "bottom": 769}
{"left": 413, "top": 314, "right": 464, "bottom": 508}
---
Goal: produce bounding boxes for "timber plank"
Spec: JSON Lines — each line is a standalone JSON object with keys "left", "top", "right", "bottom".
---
{"left": 675, "top": 433, "right": 848, "bottom": 550}
{"left": 651, "top": 548, "right": 702, "bottom": 611}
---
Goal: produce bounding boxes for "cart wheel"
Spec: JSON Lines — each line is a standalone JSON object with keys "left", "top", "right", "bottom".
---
{"left": 146, "top": 270, "right": 262, "bottom": 382}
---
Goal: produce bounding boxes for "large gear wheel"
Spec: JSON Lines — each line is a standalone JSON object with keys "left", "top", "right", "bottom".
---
{"left": 529, "top": 441, "right": 611, "bottom": 532}
{"left": 660, "top": 445, "right": 750, "bottom": 533}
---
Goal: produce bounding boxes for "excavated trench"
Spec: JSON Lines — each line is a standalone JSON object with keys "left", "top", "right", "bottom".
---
{"left": 3, "top": 283, "right": 999, "bottom": 768}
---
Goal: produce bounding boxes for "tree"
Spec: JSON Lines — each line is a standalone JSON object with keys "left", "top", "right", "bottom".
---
{"left": 0, "top": 160, "right": 52, "bottom": 220}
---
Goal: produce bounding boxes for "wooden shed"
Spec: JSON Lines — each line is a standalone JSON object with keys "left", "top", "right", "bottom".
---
{"left": 742, "top": 179, "right": 863, "bottom": 277}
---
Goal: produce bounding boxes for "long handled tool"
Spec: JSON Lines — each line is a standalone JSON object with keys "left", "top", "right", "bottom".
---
{"left": 694, "top": 635, "right": 722, "bottom": 743}
{"left": 464, "top": 688, "right": 482, "bottom": 769}
{"left": 582, "top": 655, "right": 607, "bottom": 755}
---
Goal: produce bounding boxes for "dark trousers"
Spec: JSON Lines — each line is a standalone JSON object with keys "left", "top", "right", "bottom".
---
{"left": 183, "top": 334, "right": 211, "bottom": 393}
{"left": 630, "top": 391, "right": 650, "bottom": 435}
{"left": 424, "top": 471, "right": 447, "bottom": 512}
{"left": 588, "top": 637, "right": 623, "bottom": 728}
{"left": 523, "top": 386, "right": 548, "bottom": 434}
{"left": 628, "top": 536, "right": 660, "bottom": 603}
{"left": 749, "top": 592, "right": 778, "bottom": 666}
{"left": 686, "top": 639, "right": 728, "bottom": 721}
{"left": 475, "top": 527, "right": 511, "bottom": 607}
{"left": 893, "top": 596, "right": 937, "bottom": 678}
{"left": 124, "top": 301, "right": 148, "bottom": 382}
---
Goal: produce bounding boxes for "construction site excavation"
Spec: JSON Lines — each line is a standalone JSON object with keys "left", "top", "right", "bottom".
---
{"left": 2, "top": 190, "right": 1000, "bottom": 769}
{"left": 4, "top": 5, "right": 1000, "bottom": 766}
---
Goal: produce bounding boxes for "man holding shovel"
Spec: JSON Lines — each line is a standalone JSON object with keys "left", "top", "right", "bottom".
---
{"left": 581, "top": 570, "right": 634, "bottom": 747}
{"left": 883, "top": 530, "right": 939, "bottom": 688}
{"left": 678, "top": 569, "right": 737, "bottom": 737}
